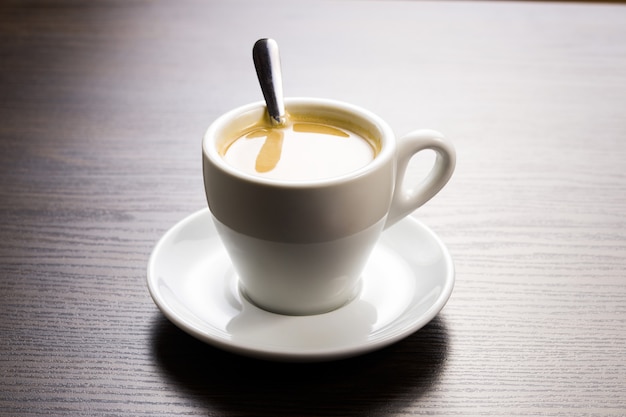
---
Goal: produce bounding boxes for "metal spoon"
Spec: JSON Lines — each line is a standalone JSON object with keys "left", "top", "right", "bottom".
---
{"left": 253, "top": 38, "right": 286, "bottom": 126}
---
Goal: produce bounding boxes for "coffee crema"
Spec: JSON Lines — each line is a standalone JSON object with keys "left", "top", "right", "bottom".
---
{"left": 221, "top": 120, "right": 376, "bottom": 181}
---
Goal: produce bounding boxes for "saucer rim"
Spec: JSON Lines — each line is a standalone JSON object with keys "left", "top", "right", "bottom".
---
{"left": 147, "top": 209, "right": 454, "bottom": 362}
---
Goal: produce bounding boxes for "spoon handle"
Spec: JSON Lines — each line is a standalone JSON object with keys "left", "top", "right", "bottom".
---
{"left": 253, "top": 38, "right": 286, "bottom": 125}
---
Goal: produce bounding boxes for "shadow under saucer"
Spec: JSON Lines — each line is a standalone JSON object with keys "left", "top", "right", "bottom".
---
{"left": 150, "top": 312, "right": 450, "bottom": 417}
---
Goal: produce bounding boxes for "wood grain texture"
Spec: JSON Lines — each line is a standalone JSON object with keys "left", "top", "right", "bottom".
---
{"left": 1, "top": 1, "right": 625, "bottom": 416}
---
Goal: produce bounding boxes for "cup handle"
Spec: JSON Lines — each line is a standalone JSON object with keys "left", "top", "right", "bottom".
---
{"left": 384, "top": 129, "right": 456, "bottom": 229}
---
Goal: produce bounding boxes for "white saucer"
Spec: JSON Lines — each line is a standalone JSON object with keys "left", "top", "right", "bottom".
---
{"left": 147, "top": 209, "right": 454, "bottom": 362}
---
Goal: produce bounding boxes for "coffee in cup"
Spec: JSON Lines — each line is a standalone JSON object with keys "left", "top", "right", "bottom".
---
{"left": 221, "top": 118, "right": 378, "bottom": 181}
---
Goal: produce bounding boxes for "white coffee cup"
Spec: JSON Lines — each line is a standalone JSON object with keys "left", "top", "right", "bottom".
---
{"left": 203, "top": 97, "right": 455, "bottom": 315}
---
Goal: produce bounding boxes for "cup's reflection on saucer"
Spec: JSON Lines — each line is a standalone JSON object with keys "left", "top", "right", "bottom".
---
{"left": 219, "top": 264, "right": 377, "bottom": 348}
{"left": 227, "top": 281, "right": 378, "bottom": 350}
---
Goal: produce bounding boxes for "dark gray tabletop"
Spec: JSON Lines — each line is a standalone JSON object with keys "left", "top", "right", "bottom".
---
{"left": 1, "top": 1, "right": 625, "bottom": 415}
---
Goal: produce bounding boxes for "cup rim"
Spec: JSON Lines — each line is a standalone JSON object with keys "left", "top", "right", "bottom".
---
{"left": 202, "top": 97, "right": 395, "bottom": 188}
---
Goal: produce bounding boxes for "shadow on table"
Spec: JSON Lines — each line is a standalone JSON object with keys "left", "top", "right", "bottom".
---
{"left": 151, "top": 314, "right": 449, "bottom": 416}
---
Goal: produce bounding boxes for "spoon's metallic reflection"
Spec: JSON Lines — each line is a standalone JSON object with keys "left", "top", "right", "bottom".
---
{"left": 253, "top": 38, "right": 286, "bottom": 126}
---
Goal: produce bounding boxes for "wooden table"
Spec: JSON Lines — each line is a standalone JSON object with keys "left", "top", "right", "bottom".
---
{"left": 1, "top": 1, "right": 625, "bottom": 415}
